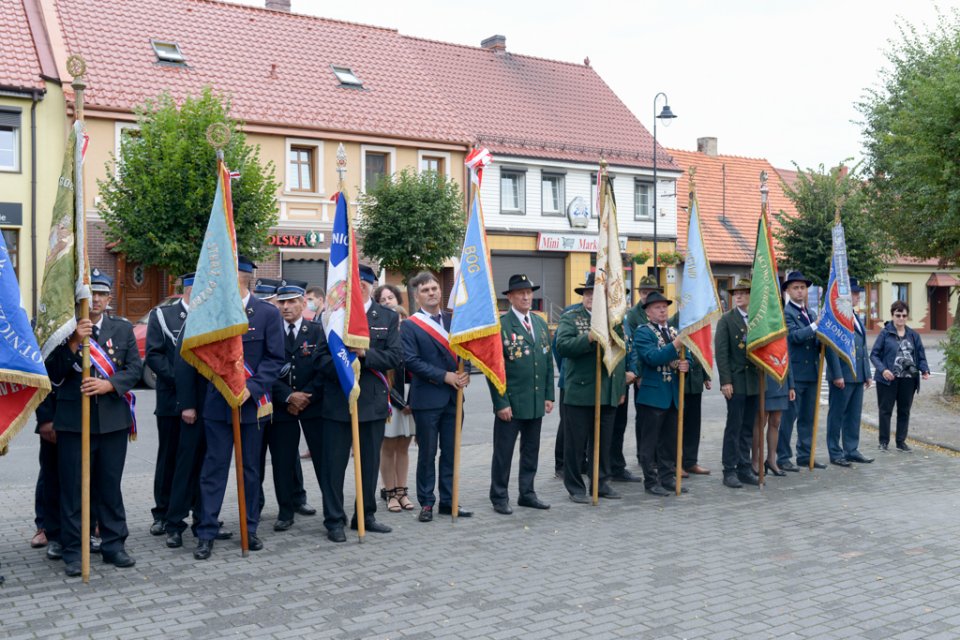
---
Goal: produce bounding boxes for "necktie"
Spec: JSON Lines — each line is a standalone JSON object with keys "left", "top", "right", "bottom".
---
{"left": 91, "top": 325, "right": 100, "bottom": 344}
{"left": 431, "top": 313, "right": 442, "bottom": 326}
{"left": 659, "top": 326, "right": 671, "bottom": 344}
{"left": 286, "top": 323, "right": 296, "bottom": 350}
{"left": 523, "top": 316, "right": 532, "bottom": 335}
{"left": 800, "top": 307, "right": 810, "bottom": 323}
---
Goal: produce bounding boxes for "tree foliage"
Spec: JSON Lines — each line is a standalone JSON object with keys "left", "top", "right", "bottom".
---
{"left": 775, "top": 164, "right": 888, "bottom": 287}
{"left": 857, "top": 10, "right": 960, "bottom": 265}
{"left": 357, "top": 169, "right": 465, "bottom": 281}
{"left": 98, "top": 88, "right": 279, "bottom": 276}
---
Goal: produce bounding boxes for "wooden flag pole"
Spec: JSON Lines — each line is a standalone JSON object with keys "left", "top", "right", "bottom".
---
{"left": 231, "top": 406, "right": 249, "bottom": 556}
{"left": 350, "top": 403, "right": 366, "bottom": 540}
{"left": 757, "top": 375, "right": 766, "bottom": 488}
{"left": 808, "top": 345, "right": 826, "bottom": 471}
{"left": 451, "top": 360, "right": 465, "bottom": 523}
{"left": 592, "top": 344, "right": 601, "bottom": 506}
{"left": 675, "top": 346, "right": 686, "bottom": 495}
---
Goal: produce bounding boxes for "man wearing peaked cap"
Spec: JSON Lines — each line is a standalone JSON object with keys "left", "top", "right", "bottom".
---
{"left": 254, "top": 278, "right": 281, "bottom": 303}
{"left": 45, "top": 268, "right": 143, "bottom": 576}
{"left": 487, "top": 274, "right": 554, "bottom": 514}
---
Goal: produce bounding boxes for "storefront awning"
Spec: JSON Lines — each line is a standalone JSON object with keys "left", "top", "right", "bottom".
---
{"left": 926, "top": 273, "right": 959, "bottom": 287}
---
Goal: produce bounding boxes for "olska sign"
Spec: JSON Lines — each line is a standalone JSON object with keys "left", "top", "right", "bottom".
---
{"left": 268, "top": 230, "right": 323, "bottom": 247}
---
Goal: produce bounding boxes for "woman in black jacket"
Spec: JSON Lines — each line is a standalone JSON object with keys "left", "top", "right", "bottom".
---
{"left": 870, "top": 300, "right": 930, "bottom": 451}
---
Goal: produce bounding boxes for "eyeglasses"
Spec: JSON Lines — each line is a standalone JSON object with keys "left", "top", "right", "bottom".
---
{"left": 893, "top": 313, "right": 908, "bottom": 318}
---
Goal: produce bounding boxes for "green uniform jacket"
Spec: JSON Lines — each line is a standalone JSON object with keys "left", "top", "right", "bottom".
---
{"left": 667, "top": 312, "right": 711, "bottom": 394}
{"left": 715, "top": 308, "right": 759, "bottom": 396}
{"left": 623, "top": 302, "right": 648, "bottom": 354}
{"left": 555, "top": 306, "right": 626, "bottom": 407}
{"left": 488, "top": 310, "right": 555, "bottom": 419}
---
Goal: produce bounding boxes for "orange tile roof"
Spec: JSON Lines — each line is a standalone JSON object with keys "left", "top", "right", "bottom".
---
{"left": 52, "top": 0, "right": 470, "bottom": 144}
{"left": 671, "top": 148, "right": 798, "bottom": 266}
{"left": 406, "top": 36, "right": 678, "bottom": 170}
{"left": 0, "top": 0, "right": 45, "bottom": 91}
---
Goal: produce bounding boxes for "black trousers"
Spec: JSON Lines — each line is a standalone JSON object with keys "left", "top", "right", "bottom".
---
{"left": 722, "top": 394, "right": 757, "bottom": 474}
{"left": 258, "top": 419, "right": 302, "bottom": 522}
{"left": 554, "top": 390, "right": 565, "bottom": 472}
{"left": 682, "top": 392, "right": 704, "bottom": 469}
{"left": 490, "top": 416, "right": 542, "bottom": 505}
{"left": 412, "top": 406, "right": 457, "bottom": 509}
{"left": 58, "top": 429, "right": 128, "bottom": 563}
{"left": 637, "top": 404, "right": 678, "bottom": 488}
{"left": 197, "top": 419, "right": 264, "bottom": 541}
{"left": 318, "top": 418, "right": 384, "bottom": 531}
{"left": 164, "top": 418, "right": 206, "bottom": 534}
{"left": 877, "top": 378, "right": 917, "bottom": 445}
{"left": 152, "top": 415, "right": 181, "bottom": 521}
{"left": 610, "top": 397, "right": 630, "bottom": 476}
{"left": 39, "top": 437, "right": 60, "bottom": 542}
{"left": 563, "top": 403, "right": 614, "bottom": 497}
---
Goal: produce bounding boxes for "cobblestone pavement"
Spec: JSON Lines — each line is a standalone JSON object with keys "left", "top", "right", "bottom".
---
{"left": 2, "top": 382, "right": 960, "bottom": 639}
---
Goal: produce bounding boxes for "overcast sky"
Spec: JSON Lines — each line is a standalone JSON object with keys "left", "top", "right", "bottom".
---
{"left": 242, "top": 0, "right": 959, "bottom": 171}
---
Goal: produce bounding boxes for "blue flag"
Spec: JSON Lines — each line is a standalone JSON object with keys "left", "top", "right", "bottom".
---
{"left": 816, "top": 220, "right": 857, "bottom": 377}
{"left": 678, "top": 196, "right": 722, "bottom": 371}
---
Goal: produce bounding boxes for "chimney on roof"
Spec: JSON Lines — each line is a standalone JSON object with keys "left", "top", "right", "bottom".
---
{"left": 481, "top": 35, "right": 506, "bottom": 52}
{"left": 265, "top": 0, "right": 291, "bottom": 11}
{"left": 697, "top": 137, "right": 718, "bottom": 157}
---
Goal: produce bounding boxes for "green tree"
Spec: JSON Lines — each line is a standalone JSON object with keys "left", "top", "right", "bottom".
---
{"left": 858, "top": 11, "right": 960, "bottom": 393}
{"left": 775, "top": 164, "right": 888, "bottom": 287}
{"left": 357, "top": 168, "right": 465, "bottom": 282}
{"left": 98, "top": 88, "right": 279, "bottom": 277}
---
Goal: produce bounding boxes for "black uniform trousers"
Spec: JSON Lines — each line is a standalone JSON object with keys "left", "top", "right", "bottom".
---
{"left": 637, "top": 404, "right": 677, "bottom": 489}
{"left": 877, "top": 378, "right": 916, "bottom": 445}
{"left": 197, "top": 419, "right": 263, "bottom": 541}
{"left": 152, "top": 415, "right": 180, "bottom": 521}
{"left": 563, "top": 404, "right": 615, "bottom": 497}
{"left": 682, "top": 392, "right": 704, "bottom": 470}
{"left": 413, "top": 406, "right": 457, "bottom": 509}
{"left": 319, "top": 418, "right": 384, "bottom": 531}
{"left": 490, "top": 416, "right": 542, "bottom": 506}
{"left": 39, "top": 438, "right": 61, "bottom": 542}
{"left": 258, "top": 419, "right": 302, "bottom": 522}
{"left": 554, "top": 389, "right": 565, "bottom": 473}
{"left": 722, "top": 394, "right": 758, "bottom": 474}
{"left": 164, "top": 418, "right": 206, "bottom": 534}
{"left": 58, "top": 429, "right": 128, "bottom": 563}
{"left": 610, "top": 397, "right": 630, "bottom": 476}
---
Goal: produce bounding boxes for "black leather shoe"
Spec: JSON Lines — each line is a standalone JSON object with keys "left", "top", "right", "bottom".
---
{"left": 569, "top": 493, "right": 590, "bottom": 504}
{"left": 779, "top": 460, "right": 801, "bottom": 472}
{"left": 645, "top": 485, "right": 671, "bottom": 496}
{"left": 64, "top": 562, "right": 82, "bottom": 577}
{"left": 296, "top": 503, "right": 317, "bottom": 516}
{"left": 896, "top": 442, "right": 912, "bottom": 452}
{"left": 611, "top": 470, "right": 643, "bottom": 483}
{"left": 723, "top": 474, "right": 743, "bottom": 489}
{"left": 327, "top": 528, "right": 347, "bottom": 543}
{"left": 764, "top": 462, "right": 787, "bottom": 477}
{"left": 799, "top": 460, "right": 827, "bottom": 469}
{"left": 46, "top": 541, "right": 63, "bottom": 560}
{"left": 661, "top": 482, "right": 688, "bottom": 494}
{"left": 149, "top": 519, "right": 165, "bottom": 536}
{"left": 248, "top": 535, "right": 263, "bottom": 551}
{"left": 215, "top": 529, "right": 234, "bottom": 540}
{"left": 517, "top": 497, "right": 550, "bottom": 510}
{"left": 418, "top": 506, "right": 434, "bottom": 522}
{"left": 165, "top": 531, "right": 183, "bottom": 548}
{"left": 812, "top": 461, "right": 827, "bottom": 469}
{"left": 438, "top": 505, "right": 473, "bottom": 517}
{"left": 273, "top": 519, "right": 294, "bottom": 532}
{"left": 493, "top": 502, "right": 513, "bottom": 515}
{"left": 831, "top": 458, "right": 852, "bottom": 467}
{"left": 879, "top": 442, "right": 889, "bottom": 451}
{"left": 103, "top": 549, "right": 136, "bottom": 568}
{"left": 738, "top": 472, "right": 760, "bottom": 486}
{"left": 194, "top": 539, "right": 213, "bottom": 560}
{"left": 846, "top": 452, "right": 875, "bottom": 463}
{"left": 364, "top": 520, "right": 392, "bottom": 534}
{"left": 597, "top": 486, "right": 621, "bottom": 499}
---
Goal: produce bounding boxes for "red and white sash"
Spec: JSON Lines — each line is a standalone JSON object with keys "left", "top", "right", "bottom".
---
{"left": 89, "top": 340, "right": 137, "bottom": 440}
{"left": 243, "top": 362, "right": 273, "bottom": 419}
{"left": 407, "top": 311, "right": 457, "bottom": 362}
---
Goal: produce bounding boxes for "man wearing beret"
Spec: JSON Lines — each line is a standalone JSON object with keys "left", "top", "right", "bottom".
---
{"left": 45, "top": 268, "right": 142, "bottom": 576}
{"left": 487, "top": 274, "right": 554, "bottom": 514}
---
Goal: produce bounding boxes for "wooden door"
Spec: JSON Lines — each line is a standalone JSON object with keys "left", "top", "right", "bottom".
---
{"left": 931, "top": 287, "right": 950, "bottom": 331}
{"left": 115, "top": 255, "right": 161, "bottom": 322}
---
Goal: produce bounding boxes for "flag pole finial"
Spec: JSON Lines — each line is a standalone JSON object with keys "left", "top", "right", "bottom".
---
{"left": 206, "top": 123, "right": 231, "bottom": 162}
{"left": 688, "top": 166, "right": 697, "bottom": 201}
{"left": 759, "top": 170, "right": 769, "bottom": 211}
{"left": 336, "top": 143, "right": 347, "bottom": 191}
{"left": 67, "top": 55, "right": 87, "bottom": 123}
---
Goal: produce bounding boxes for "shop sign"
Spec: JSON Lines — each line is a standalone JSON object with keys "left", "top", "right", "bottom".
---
{"left": 0, "top": 203, "right": 23, "bottom": 226}
{"left": 537, "top": 232, "right": 627, "bottom": 253}
{"left": 269, "top": 230, "right": 324, "bottom": 247}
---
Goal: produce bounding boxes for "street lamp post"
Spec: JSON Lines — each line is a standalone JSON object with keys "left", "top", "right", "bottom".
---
{"left": 652, "top": 92, "right": 676, "bottom": 283}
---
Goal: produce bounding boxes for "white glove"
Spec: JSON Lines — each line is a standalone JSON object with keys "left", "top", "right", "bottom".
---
{"left": 810, "top": 322, "right": 818, "bottom": 332}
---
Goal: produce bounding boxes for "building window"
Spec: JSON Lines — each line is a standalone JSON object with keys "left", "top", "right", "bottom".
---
{"left": 634, "top": 180, "right": 653, "bottom": 219}
{"left": 332, "top": 66, "right": 362, "bottom": 87}
{"left": 500, "top": 169, "right": 525, "bottom": 214}
{"left": 0, "top": 108, "right": 21, "bottom": 172}
{"left": 2, "top": 229, "right": 18, "bottom": 279}
{"left": 893, "top": 283, "right": 910, "bottom": 306}
{"left": 151, "top": 40, "right": 185, "bottom": 64}
{"left": 541, "top": 173, "right": 564, "bottom": 216}
{"left": 361, "top": 145, "right": 395, "bottom": 192}
{"left": 420, "top": 155, "right": 445, "bottom": 175}
{"left": 288, "top": 146, "right": 315, "bottom": 192}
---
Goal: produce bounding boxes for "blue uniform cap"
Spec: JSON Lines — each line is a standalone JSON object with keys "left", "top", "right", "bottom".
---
{"left": 276, "top": 278, "right": 308, "bottom": 301}
{"left": 358, "top": 264, "right": 377, "bottom": 285}
{"left": 238, "top": 255, "right": 257, "bottom": 273}
{"left": 253, "top": 277, "right": 280, "bottom": 299}
{"left": 180, "top": 272, "right": 196, "bottom": 287}
{"left": 90, "top": 268, "right": 113, "bottom": 293}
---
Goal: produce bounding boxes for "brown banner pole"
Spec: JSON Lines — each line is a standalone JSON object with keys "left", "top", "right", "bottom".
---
{"left": 592, "top": 344, "right": 601, "bottom": 506}
{"left": 809, "top": 345, "right": 826, "bottom": 470}
{"left": 757, "top": 375, "right": 766, "bottom": 488}
{"left": 451, "top": 360, "right": 465, "bottom": 522}
{"left": 675, "top": 346, "right": 686, "bottom": 496}
{"left": 350, "top": 403, "right": 366, "bottom": 541}
{"left": 231, "top": 406, "right": 249, "bottom": 556}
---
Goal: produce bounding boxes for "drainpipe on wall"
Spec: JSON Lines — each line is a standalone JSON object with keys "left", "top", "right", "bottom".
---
{"left": 30, "top": 88, "right": 42, "bottom": 319}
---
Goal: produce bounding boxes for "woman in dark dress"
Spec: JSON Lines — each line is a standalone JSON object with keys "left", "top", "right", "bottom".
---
{"left": 753, "top": 367, "right": 795, "bottom": 476}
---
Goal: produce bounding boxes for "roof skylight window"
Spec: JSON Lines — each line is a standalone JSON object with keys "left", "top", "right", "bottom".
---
{"left": 151, "top": 40, "right": 185, "bottom": 64}
{"left": 332, "top": 66, "right": 362, "bottom": 87}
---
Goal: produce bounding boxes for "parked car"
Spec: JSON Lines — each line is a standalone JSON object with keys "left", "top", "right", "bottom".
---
{"left": 133, "top": 295, "right": 182, "bottom": 388}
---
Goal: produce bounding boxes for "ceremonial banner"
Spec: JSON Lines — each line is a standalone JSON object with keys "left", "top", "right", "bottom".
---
{"left": 677, "top": 196, "right": 722, "bottom": 371}
{"left": 589, "top": 167, "right": 627, "bottom": 373}
{"left": 816, "top": 220, "right": 857, "bottom": 376}
{"left": 322, "top": 191, "right": 369, "bottom": 406}
{"left": 449, "top": 152, "right": 506, "bottom": 393}
{"left": 35, "top": 121, "right": 90, "bottom": 359}
{"left": 180, "top": 161, "right": 248, "bottom": 406}
{"left": 746, "top": 210, "right": 789, "bottom": 383}
{"left": 0, "top": 229, "right": 51, "bottom": 453}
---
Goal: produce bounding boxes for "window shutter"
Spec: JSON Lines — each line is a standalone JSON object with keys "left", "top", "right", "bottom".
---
{"left": 0, "top": 108, "right": 21, "bottom": 128}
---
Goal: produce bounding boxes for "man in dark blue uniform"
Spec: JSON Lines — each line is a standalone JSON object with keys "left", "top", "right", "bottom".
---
{"left": 145, "top": 274, "right": 191, "bottom": 536}
{"left": 193, "top": 257, "right": 285, "bottom": 560}
{"left": 45, "top": 269, "right": 142, "bottom": 577}
{"left": 316, "top": 265, "right": 401, "bottom": 541}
